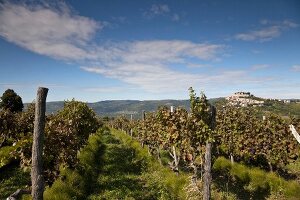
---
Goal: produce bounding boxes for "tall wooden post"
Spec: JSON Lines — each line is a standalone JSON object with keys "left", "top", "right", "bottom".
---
{"left": 203, "top": 142, "right": 212, "bottom": 200}
{"left": 203, "top": 105, "right": 216, "bottom": 200}
{"left": 31, "top": 87, "right": 48, "bottom": 200}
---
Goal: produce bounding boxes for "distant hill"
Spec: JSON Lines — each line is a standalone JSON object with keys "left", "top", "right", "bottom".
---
{"left": 25, "top": 98, "right": 225, "bottom": 119}
{"left": 24, "top": 97, "right": 300, "bottom": 119}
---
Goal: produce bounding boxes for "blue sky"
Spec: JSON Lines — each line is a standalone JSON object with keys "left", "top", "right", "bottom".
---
{"left": 0, "top": 0, "right": 299, "bottom": 102}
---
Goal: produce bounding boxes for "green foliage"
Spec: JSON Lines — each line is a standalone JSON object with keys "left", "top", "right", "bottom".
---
{"left": 0, "top": 145, "right": 17, "bottom": 168}
{"left": 259, "top": 101, "right": 300, "bottom": 118}
{"left": 44, "top": 128, "right": 105, "bottom": 200}
{"left": 44, "top": 168, "right": 86, "bottom": 200}
{"left": 0, "top": 134, "right": 32, "bottom": 170}
{"left": 0, "top": 89, "right": 23, "bottom": 112}
{"left": 46, "top": 128, "right": 187, "bottom": 199}
{"left": 12, "top": 100, "right": 101, "bottom": 184}
{"left": 216, "top": 106, "right": 299, "bottom": 171}
{"left": 104, "top": 129, "right": 188, "bottom": 199}
{"left": 0, "top": 109, "right": 18, "bottom": 147}
{"left": 189, "top": 87, "right": 212, "bottom": 125}
{"left": 0, "top": 103, "right": 34, "bottom": 148}
{"left": 43, "top": 100, "right": 100, "bottom": 183}
{"left": 213, "top": 157, "right": 300, "bottom": 199}
{"left": 0, "top": 164, "right": 30, "bottom": 199}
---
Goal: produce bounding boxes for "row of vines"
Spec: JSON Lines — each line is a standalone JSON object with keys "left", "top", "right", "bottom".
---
{"left": 110, "top": 88, "right": 300, "bottom": 181}
{"left": 0, "top": 99, "right": 101, "bottom": 184}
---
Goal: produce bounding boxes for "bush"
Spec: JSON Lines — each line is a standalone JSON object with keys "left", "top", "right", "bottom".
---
{"left": 44, "top": 128, "right": 106, "bottom": 199}
{"left": 0, "top": 89, "right": 23, "bottom": 112}
{"left": 213, "top": 157, "right": 300, "bottom": 199}
{"left": 15, "top": 100, "right": 101, "bottom": 184}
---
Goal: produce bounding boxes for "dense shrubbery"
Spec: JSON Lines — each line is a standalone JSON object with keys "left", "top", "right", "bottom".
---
{"left": 0, "top": 98, "right": 101, "bottom": 184}
{"left": 110, "top": 88, "right": 300, "bottom": 199}
{"left": 0, "top": 89, "right": 23, "bottom": 112}
{"left": 216, "top": 106, "right": 299, "bottom": 171}
{"left": 44, "top": 127, "right": 107, "bottom": 199}
{"left": 213, "top": 157, "right": 300, "bottom": 199}
{"left": 45, "top": 128, "right": 189, "bottom": 199}
{"left": 112, "top": 92, "right": 299, "bottom": 174}
{"left": 0, "top": 103, "right": 34, "bottom": 148}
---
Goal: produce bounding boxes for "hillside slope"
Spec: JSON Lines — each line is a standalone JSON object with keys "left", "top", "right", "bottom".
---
{"left": 25, "top": 98, "right": 224, "bottom": 118}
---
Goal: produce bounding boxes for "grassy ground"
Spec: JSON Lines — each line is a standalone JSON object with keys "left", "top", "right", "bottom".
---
{"left": 0, "top": 163, "right": 31, "bottom": 199}
{"left": 44, "top": 128, "right": 188, "bottom": 200}
{"left": 2, "top": 127, "right": 299, "bottom": 199}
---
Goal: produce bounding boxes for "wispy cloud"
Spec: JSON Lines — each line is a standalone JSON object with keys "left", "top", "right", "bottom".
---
{"left": 235, "top": 20, "right": 298, "bottom": 42}
{"left": 251, "top": 64, "right": 269, "bottom": 70}
{"left": 291, "top": 65, "right": 300, "bottom": 72}
{"left": 0, "top": 2, "right": 285, "bottom": 97}
{"left": 143, "top": 3, "right": 182, "bottom": 22}
{"left": 80, "top": 40, "right": 225, "bottom": 92}
{"left": 143, "top": 4, "right": 170, "bottom": 18}
{"left": 83, "top": 86, "right": 136, "bottom": 93}
{"left": 172, "top": 14, "right": 180, "bottom": 21}
{"left": 0, "top": 1, "right": 101, "bottom": 60}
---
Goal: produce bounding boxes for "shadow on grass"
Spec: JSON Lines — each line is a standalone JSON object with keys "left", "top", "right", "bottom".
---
{"left": 212, "top": 171, "right": 270, "bottom": 200}
{"left": 94, "top": 133, "right": 158, "bottom": 199}
{"left": 0, "top": 162, "right": 30, "bottom": 199}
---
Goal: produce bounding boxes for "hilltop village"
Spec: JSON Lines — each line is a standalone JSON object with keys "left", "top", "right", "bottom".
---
{"left": 226, "top": 92, "right": 264, "bottom": 107}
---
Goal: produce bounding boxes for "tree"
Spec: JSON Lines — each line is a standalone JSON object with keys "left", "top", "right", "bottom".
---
{"left": 0, "top": 89, "right": 23, "bottom": 112}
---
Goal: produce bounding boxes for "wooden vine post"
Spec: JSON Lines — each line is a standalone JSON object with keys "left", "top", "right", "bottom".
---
{"left": 203, "top": 105, "right": 216, "bottom": 200}
{"left": 31, "top": 87, "right": 48, "bottom": 200}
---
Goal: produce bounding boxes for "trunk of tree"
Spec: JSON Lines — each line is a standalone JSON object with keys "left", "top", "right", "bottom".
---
{"left": 31, "top": 87, "right": 48, "bottom": 200}
{"left": 203, "top": 142, "right": 212, "bottom": 200}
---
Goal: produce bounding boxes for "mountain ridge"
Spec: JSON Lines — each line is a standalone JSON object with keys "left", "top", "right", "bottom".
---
{"left": 25, "top": 98, "right": 225, "bottom": 118}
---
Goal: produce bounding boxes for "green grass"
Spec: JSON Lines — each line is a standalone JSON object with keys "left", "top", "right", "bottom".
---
{"left": 213, "top": 157, "right": 300, "bottom": 199}
{"left": 44, "top": 127, "right": 189, "bottom": 199}
{"left": 107, "top": 129, "right": 189, "bottom": 199}
{"left": 0, "top": 164, "right": 31, "bottom": 199}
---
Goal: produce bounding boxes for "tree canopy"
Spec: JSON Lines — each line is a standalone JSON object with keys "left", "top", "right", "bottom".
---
{"left": 0, "top": 89, "right": 23, "bottom": 112}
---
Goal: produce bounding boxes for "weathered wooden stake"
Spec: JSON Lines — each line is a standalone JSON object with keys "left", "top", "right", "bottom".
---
{"left": 31, "top": 87, "right": 48, "bottom": 200}
{"left": 142, "top": 110, "right": 146, "bottom": 121}
{"left": 203, "top": 142, "right": 212, "bottom": 200}
{"left": 203, "top": 105, "right": 216, "bottom": 200}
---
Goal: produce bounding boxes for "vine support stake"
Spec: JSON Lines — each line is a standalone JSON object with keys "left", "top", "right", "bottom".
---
{"left": 203, "top": 142, "right": 212, "bottom": 200}
{"left": 203, "top": 105, "right": 216, "bottom": 200}
{"left": 31, "top": 87, "right": 48, "bottom": 200}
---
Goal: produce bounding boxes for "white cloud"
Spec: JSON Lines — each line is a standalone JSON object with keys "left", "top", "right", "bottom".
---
{"left": 0, "top": 1, "right": 100, "bottom": 60}
{"left": 0, "top": 2, "right": 278, "bottom": 97}
{"left": 235, "top": 20, "right": 298, "bottom": 42}
{"left": 292, "top": 65, "right": 300, "bottom": 72}
{"left": 81, "top": 63, "right": 264, "bottom": 94}
{"left": 80, "top": 40, "right": 225, "bottom": 92}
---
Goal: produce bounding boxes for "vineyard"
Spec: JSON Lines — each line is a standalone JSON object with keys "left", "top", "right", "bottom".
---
{"left": 0, "top": 88, "right": 300, "bottom": 199}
